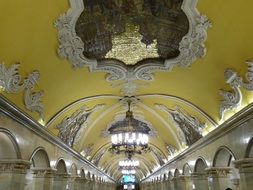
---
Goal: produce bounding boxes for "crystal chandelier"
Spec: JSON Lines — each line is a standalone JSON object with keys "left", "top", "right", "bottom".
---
{"left": 108, "top": 100, "right": 151, "bottom": 158}
{"left": 122, "top": 169, "right": 136, "bottom": 175}
{"left": 119, "top": 160, "right": 140, "bottom": 167}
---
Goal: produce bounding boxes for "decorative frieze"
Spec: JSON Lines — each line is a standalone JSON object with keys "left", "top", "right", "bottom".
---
{"left": 0, "top": 63, "right": 44, "bottom": 118}
{"left": 32, "top": 168, "right": 56, "bottom": 178}
{"left": 0, "top": 160, "right": 31, "bottom": 173}
{"left": 205, "top": 167, "right": 232, "bottom": 178}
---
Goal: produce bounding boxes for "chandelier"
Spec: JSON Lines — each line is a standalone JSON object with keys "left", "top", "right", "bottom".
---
{"left": 122, "top": 169, "right": 136, "bottom": 175}
{"left": 119, "top": 160, "right": 140, "bottom": 167}
{"left": 108, "top": 100, "right": 151, "bottom": 158}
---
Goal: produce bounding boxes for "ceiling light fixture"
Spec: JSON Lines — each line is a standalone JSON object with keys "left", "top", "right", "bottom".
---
{"left": 108, "top": 99, "right": 151, "bottom": 159}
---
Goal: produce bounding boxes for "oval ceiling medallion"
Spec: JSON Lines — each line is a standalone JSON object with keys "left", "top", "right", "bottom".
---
{"left": 56, "top": 0, "right": 211, "bottom": 82}
{"left": 75, "top": 0, "right": 189, "bottom": 65}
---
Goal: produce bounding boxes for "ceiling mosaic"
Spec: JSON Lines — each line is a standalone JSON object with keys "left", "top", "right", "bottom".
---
{"left": 75, "top": 0, "right": 189, "bottom": 65}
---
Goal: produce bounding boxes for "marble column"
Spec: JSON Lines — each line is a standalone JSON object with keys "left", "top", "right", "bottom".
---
{"left": 234, "top": 158, "right": 253, "bottom": 190}
{"left": 165, "top": 179, "right": 175, "bottom": 190}
{"left": 0, "top": 159, "right": 31, "bottom": 190}
{"left": 53, "top": 173, "right": 70, "bottom": 190}
{"left": 206, "top": 167, "right": 235, "bottom": 190}
{"left": 74, "top": 176, "right": 87, "bottom": 190}
{"left": 32, "top": 168, "right": 56, "bottom": 190}
{"left": 191, "top": 172, "right": 208, "bottom": 190}
{"left": 173, "top": 176, "right": 193, "bottom": 190}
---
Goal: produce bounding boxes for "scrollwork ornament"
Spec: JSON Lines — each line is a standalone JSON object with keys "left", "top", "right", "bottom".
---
{"left": 0, "top": 63, "right": 45, "bottom": 119}
{"left": 24, "top": 89, "right": 44, "bottom": 119}
{"left": 55, "top": 0, "right": 211, "bottom": 94}
{"left": 219, "top": 69, "right": 242, "bottom": 120}
{"left": 178, "top": 15, "right": 212, "bottom": 67}
{"left": 0, "top": 63, "right": 24, "bottom": 93}
{"left": 241, "top": 60, "right": 253, "bottom": 90}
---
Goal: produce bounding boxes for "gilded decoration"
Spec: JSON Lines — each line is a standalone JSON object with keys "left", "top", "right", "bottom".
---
{"left": 75, "top": 0, "right": 189, "bottom": 65}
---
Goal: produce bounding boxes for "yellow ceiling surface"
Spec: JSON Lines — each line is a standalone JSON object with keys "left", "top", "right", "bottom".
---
{"left": 1, "top": 0, "right": 253, "bottom": 180}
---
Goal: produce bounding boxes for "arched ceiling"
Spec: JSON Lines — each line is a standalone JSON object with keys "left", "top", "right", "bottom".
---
{"left": 1, "top": 0, "right": 253, "bottom": 182}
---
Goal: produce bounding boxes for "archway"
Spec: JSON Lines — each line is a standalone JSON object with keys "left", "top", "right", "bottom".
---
{"left": 183, "top": 163, "right": 192, "bottom": 175}
{"left": 213, "top": 147, "right": 239, "bottom": 190}
{"left": 55, "top": 159, "right": 67, "bottom": 174}
{"left": 0, "top": 130, "right": 20, "bottom": 159}
{"left": 30, "top": 148, "right": 50, "bottom": 168}
{"left": 174, "top": 169, "right": 180, "bottom": 177}
{"left": 27, "top": 148, "right": 51, "bottom": 189}
{"left": 194, "top": 157, "right": 208, "bottom": 173}
{"left": 213, "top": 147, "right": 236, "bottom": 167}
{"left": 245, "top": 137, "right": 253, "bottom": 158}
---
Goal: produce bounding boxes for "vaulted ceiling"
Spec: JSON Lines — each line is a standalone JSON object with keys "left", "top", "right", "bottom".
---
{"left": 0, "top": 0, "right": 253, "bottom": 181}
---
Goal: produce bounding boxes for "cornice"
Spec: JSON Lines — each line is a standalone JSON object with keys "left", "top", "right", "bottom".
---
{"left": 0, "top": 95, "right": 115, "bottom": 182}
{"left": 141, "top": 102, "right": 253, "bottom": 182}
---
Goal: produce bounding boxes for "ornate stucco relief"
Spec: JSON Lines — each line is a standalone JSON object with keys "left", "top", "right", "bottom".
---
{"left": 0, "top": 63, "right": 44, "bottom": 119}
{"left": 55, "top": 104, "right": 105, "bottom": 147}
{"left": 155, "top": 104, "right": 206, "bottom": 146}
{"left": 220, "top": 60, "right": 253, "bottom": 120}
{"left": 165, "top": 143, "right": 178, "bottom": 158}
{"left": 80, "top": 143, "right": 94, "bottom": 160}
{"left": 55, "top": 0, "right": 211, "bottom": 95}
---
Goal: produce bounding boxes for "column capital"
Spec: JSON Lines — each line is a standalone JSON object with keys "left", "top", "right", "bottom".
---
{"left": 191, "top": 172, "right": 208, "bottom": 179}
{"left": 234, "top": 158, "right": 253, "bottom": 173}
{"left": 32, "top": 168, "right": 57, "bottom": 178}
{"left": 205, "top": 167, "right": 232, "bottom": 177}
{"left": 0, "top": 159, "right": 31, "bottom": 173}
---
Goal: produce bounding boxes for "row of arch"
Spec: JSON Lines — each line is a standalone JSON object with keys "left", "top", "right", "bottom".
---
{"left": 0, "top": 128, "right": 107, "bottom": 182}
{"left": 147, "top": 138, "right": 253, "bottom": 181}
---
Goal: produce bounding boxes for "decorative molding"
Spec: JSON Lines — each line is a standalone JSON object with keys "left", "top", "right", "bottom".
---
{"left": 150, "top": 147, "right": 166, "bottom": 166}
{"left": 219, "top": 61, "right": 253, "bottom": 120}
{"left": 220, "top": 69, "right": 242, "bottom": 120}
{"left": 0, "top": 97, "right": 115, "bottom": 182}
{"left": 80, "top": 143, "right": 94, "bottom": 160}
{"left": 55, "top": 104, "right": 105, "bottom": 147}
{"left": 0, "top": 63, "right": 44, "bottom": 118}
{"left": 92, "top": 148, "right": 108, "bottom": 167}
{"left": 156, "top": 104, "right": 206, "bottom": 146}
{"left": 206, "top": 167, "right": 232, "bottom": 177}
{"left": 165, "top": 144, "right": 178, "bottom": 157}
{"left": 0, "top": 160, "right": 31, "bottom": 173}
{"left": 241, "top": 60, "right": 253, "bottom": 90}
{"left": 55, "top": 0, "right": 211, "bottom": 94}
{"left": 32, "top": 168, "right": 56, "bottom": 178}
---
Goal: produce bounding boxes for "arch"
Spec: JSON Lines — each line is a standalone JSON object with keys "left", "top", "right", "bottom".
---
{"left": 174, "top": 169, "right": 180, "bottom": 177}
{"left": 194, "top": 157, "right": 208, "bottom": 173}
{"left": 55, "top": 158, "right": 67, "bottom": 174}
{"left": 182, "top": 163, "right": 192, "bottom": 175}
{"left": 30, "top": 147, "right": 50, "bottom": 168}
{"left": 80, "top": 168, "right": 85, "bottom": 177}
{"left": 69, "top": 163, "right": 78, "bottom": 176}
{"left": 213, "top": 146, "right": 236, "bottom": 167}
{"left": 0, "top": 129, "right": 21, "bottom": 159}
{"left": 87, "top": 171, "right": 92, "bottom": 180}
{"left": 245, "top": 137, "right": 253, "bottom": 158}
{"left": 168, "top": 171, "right": 173, "bottom": 180}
